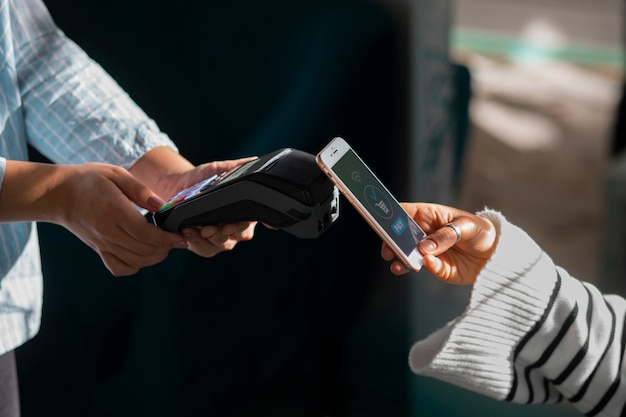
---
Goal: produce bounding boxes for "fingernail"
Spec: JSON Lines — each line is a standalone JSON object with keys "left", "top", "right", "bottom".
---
{"left": 148, "top": 195, "right": 165, "bottom": 209}
{"left": 173, "top": 241, "right": 188, "bottom": 249}
{"left": 420, "top": 238, "right": 437, "bottom": 253}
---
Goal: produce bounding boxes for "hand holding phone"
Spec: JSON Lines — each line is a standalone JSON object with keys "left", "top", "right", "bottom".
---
{"left": 316, "top": 137, "right": 426, "bottom": 271}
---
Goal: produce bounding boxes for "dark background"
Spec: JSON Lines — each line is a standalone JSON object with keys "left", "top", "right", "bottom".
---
{"left": 18, "top": 1, "right": 415, "bottom": 416}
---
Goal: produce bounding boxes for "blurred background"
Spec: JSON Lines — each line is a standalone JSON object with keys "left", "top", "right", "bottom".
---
{"left": 409, "top": 0, "right": 625, "bottom": 416}
{"left": 17, "top": 0, "right": 625, "bottom": 416}
{"left": 453, "top": 0, "right": 624, "bottom": 292}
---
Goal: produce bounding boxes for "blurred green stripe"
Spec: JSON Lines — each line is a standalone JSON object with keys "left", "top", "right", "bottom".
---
{"left": 451, "top": 27, "right": 625, "bottom": 68}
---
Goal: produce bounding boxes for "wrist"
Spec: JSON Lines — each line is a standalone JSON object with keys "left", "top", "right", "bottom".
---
{"left": 128, "top": 146, "right": 192, "bottom": 191}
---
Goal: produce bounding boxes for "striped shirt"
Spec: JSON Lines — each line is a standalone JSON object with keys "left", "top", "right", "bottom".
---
{"left": 0, "top": 0, "right": 176, "bottom": 354}
{"left": 410, "top": 209, "right": 626, "bottom": 416}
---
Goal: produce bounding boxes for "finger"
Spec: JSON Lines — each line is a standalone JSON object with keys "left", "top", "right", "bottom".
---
{"left": 199, "top": 226, "right": 230, "bottom": 245}
{"left": 111, "top": 168, "right": 165, "bottom": 212}
{"left": 196, "top": 157, "right": 258, "bottom": 179}
{"left": 236, "top": 222, "right": 257, "bottom": 241}
{"left": 381, "top": 243, "right": 418, "bottom": 275}
{"left": 100, "top": 246, "right": 170, "bottom": 277}
{"left": 183, "top": 226, "right": 225, "bottom": 249}
{"left": 187, "top": 231, "right": 235, "bottom": 257}
{"left": 197, "top": 225, "right": 219, "bottom": 240}
{"left": 121, "top": 211, "right": 188, "bottom": 251}
{"left": 182, "top": 222, "right": 257, "bottom": 259}
{"left": 207, "top": 232, "right": 230, "bottom": 245}
{"left": 217, "top": 156, "right": 258, "bottom": 169}
{"left": 418, "top": 215, "right": 474, "bottom": 256}
{"left": 389, "top": 260, "right": 410, "bottom": 276}
{"left": 201, "top": 222, "right": 257, "bottom": 241}
{"left": 219, "top": 223, "right": 239, "bottom": 237}
{"left": 421, "top": 253, "right": 449, "bottom": 279}
{"left": 381, "top": 243, "right": 396, "bottom": 261}
{"left": 103, "top": 229, "right": 174, "bottom": 266}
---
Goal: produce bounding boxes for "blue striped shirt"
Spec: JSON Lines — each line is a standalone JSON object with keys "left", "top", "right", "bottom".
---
{"left": 0, "top": 0, "right": 177, "bottom": 354}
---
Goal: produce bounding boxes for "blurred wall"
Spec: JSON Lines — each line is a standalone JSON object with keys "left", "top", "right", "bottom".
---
{"left": 408, "top": 1, "right": 601, "bottom": 417}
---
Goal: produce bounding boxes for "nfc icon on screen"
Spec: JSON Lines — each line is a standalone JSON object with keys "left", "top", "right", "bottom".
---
{"left": 351, "top": 171, "right": 362, "bottom": 183}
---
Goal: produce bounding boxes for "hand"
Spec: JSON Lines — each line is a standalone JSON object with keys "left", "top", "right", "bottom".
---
{"left": 46, "top": 163, "right": 190, "bottom": 277}
{"left": 381, "top": 203, "right": 498, "bottom": 285}
{"left": 136, "top": 152, "right": 260, "bottom": 258}
{"left": 148, "top": 155, "right": 259, "bottom": 201}
{"left": 179, "top": 222, "right": 257, "bottom": 258}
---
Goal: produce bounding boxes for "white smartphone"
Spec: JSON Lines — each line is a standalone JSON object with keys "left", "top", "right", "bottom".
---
{"left": 316, "top": 136, "right": 426, "bottom": 271}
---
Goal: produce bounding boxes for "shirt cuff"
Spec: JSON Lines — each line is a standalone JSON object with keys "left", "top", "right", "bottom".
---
{"left": 408, "top": 209, "right": 559, "bottom": 400}
{"left": 0, "top": 157, "right": 6, "bottom": 193}
{"left": 119, "top": 122, "right": 179, "bottom": 169}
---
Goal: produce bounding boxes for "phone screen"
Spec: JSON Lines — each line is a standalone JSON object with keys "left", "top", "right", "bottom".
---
{"left": 328, "top": 146, "right": 426, "bottom": 259}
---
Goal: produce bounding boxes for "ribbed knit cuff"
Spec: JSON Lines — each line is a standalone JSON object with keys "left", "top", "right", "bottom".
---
{"left": 408, "top": 209, "right": 559, "bottom": 400}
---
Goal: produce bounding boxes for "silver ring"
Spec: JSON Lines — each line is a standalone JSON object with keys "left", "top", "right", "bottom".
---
{"left": 445, "top": 222, "right": 462, "bottom": 242}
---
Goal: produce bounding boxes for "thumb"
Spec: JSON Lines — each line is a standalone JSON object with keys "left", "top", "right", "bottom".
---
{"left": 115, "top": 173, "right": 166, "bottom": 212}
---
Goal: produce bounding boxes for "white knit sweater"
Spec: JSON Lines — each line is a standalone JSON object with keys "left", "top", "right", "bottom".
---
{"left": 409, "top": 209, "right": 626, "bottom": 417}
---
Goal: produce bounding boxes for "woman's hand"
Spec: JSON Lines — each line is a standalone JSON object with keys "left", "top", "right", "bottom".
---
{"left": 0, "top": 161, "right": 191, "bottom": 277}
{"left": 141, "top": 154, "right": 260, "bottom": 258}
{"left": 381, "top": 203, "right": 498, "bottom": 285}
{"left": 178, "top": 221, "right": 257, "bottom": 258}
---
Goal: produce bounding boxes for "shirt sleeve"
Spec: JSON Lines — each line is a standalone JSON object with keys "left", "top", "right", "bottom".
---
{"left": 409, "top": 209, "right": 626, "bottom": 417}
{"left": 0, "top": 157, "right": 5, "bottom": 192}
{"left": 10, "top": 0, "right": 177, "bottom": 167}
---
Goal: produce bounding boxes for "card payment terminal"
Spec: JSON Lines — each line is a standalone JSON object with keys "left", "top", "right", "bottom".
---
{"left": 150, "top": 148, "right": 340, "bottom": 238}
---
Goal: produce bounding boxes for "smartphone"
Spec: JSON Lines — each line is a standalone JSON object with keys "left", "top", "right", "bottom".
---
{"left": 316, "top": 136, "right": 426, "bottom": 271}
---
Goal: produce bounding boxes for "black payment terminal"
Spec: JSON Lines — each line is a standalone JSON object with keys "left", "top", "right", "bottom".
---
{"left": 151, "top": 148, "right": 340, "bottom": 238}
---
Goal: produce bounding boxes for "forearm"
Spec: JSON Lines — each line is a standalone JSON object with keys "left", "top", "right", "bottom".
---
{"left": 0, "top": 160, "right": 69, "bottom": 223}
{"left": 409, "top": 210, "right": 626, "bottom": 416}
{"left": 409, "top": 210, "right": 551, "bottom": 399}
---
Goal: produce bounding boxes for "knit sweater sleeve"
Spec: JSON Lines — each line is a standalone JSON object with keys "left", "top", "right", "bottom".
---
{"left": 408, "top": 209, "right": 626, "bottom": 416}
